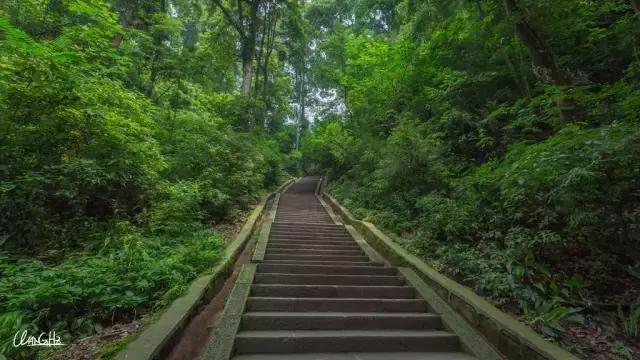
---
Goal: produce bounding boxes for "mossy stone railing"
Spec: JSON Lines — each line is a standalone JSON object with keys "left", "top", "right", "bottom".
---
{"left": 116, "top": 178, "right": 295, "bottom": 360}
{"left": 322, "top": 191, "right": 579, "bottom": 360}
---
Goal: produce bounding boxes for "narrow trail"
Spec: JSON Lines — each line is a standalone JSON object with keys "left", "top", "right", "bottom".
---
{"left": 226, "top": 176, "right": 475, "bottom": 359}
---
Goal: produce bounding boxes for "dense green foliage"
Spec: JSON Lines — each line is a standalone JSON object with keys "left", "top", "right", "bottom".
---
{"left": 302, "top": 0, "right": 640, "bottom": 357}
{"left": 0, "top": 0, "right": 306, "bottom": 358}
{"left": 3, "top": 0, "right": 640, "bottom": 358}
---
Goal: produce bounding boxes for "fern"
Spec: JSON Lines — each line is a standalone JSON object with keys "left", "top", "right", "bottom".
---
{"left": 619, "top": 302, "right": 640, "bottom": 339}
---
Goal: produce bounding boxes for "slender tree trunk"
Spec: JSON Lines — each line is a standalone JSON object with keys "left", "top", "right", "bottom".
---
{"left": 474, "top": 0, "right": 486, "bottom": 19}
{"left": 254, "top": 21, "right": 266, "bottom": 97}
{"left": 113, "top": 18, "right": 126, "bottom": 48}
{"left": 296, "top": 70, "right": 306, "bottom": 150}
{"left": 112, "top": 3, "right": 132, "bottom": 49}
{"left": 632, "top": 0, "right": 640, "bottom": 12}
{"left": 503, "top": 49, "right": 530, "bottom": 98}
{"left": 262, "top": 14, "right": 276, "bottom": 100}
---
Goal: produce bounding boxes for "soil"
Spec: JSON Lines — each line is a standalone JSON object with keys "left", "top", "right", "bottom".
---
{"left": 499, "top": 247, "right": 640, "bottom": 360}
{"left": 50, "top": 320, "right": 145, "bottom": 360}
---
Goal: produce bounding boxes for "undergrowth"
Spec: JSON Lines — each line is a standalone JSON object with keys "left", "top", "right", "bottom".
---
{"left": 0, "top": 226, "right": 224, "bottom": 359}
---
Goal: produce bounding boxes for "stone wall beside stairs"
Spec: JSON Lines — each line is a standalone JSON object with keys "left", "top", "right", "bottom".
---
{"left": 322, "top": 192, "right": 579, "bottom": 360}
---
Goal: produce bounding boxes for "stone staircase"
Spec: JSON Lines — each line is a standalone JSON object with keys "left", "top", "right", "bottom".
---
{"left": 229, "top": 177, "right": 477, "bottom": 360}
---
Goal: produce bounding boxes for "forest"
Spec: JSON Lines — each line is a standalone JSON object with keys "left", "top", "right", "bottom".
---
{"left": 1, "top": 0, "right": 640, "bottom": 359}
{"left": 301, "top": 0, "right": 640, "bottom": 359}
{"left": 0, "top": 0, "right": 305, "bottom": 358}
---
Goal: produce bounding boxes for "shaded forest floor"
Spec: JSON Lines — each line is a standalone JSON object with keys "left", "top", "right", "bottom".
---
{"left": 501, "top": 249, "right": 640, "bottom": 359}
{"left": 431, "top": 237, "right": 640, "bottom": 359}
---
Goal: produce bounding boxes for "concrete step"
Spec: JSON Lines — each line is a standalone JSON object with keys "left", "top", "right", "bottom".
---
{"left": 269, "top": 235, "right": 354, "bottom": 242}
{"left": 234, "top": 330, "right": 460, "bottom": 354}
{"left": 275, "top": 217, "right": 333, "bottom": 222}
{"left": 264, "top": 249, "right": 364, "bottom": 256}
{"left": 267, "top": 239, "right": 357, "bottom": 246}
{"left": 271, "top": 223, "right": 345, "bottom": 231}
{"left": 258, "top": 263, "right": 395, "bottom": 275}
{"left": 241, "top": 312, "right": 442, "bottom": 330}
{"left": 270, "top": 231, "right": 352, "bottom": 238}
{"left": 250, "top": 284, "right": 415, "bottom": 299}
{"left": 264, "top": 254, "right": 370, "bottom": 262}
{"left": 276, "top": 211, "right": 328, "bottom": 215}
{"left": 232, "top": 352, "right": 476, "bottom": 360}
{"left": 254, "top": 273, "right": 404, "bottom": 286}
{"left": 247, "top": 297, "right": 429, "bottom": 313}
{"left": 264, "top": 254, "right": 371, "bottom": 263}
{"left": 267, "top": 243, "right": 361, "bottom": 250}
{"left": 261, "top": 260, "right": 383, "bottom": 267}
{"left": 270, "top": 229, "right": 351, "bottom": 236}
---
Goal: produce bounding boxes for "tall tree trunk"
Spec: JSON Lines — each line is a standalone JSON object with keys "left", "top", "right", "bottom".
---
{"left": 503, "top": 0, "right": 576, "bottom": 122}
{"left": 632, "top": 0, "right": 640, "bottom": 12}
{"left": 240, "top": 1, "right": 260, "bottom": 95}
{"left": 241, "top": 39, "right": 255, "bottom": 95}
{"left": 502, "top": 0, "right": 571, "bottom": 85}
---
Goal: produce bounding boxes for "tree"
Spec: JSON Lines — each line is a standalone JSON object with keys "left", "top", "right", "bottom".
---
{"left": 500, "top": 0, "right": 577, "bottom": 122}
{"left": 212, "top": 0, "right": 263, "bottom": 95}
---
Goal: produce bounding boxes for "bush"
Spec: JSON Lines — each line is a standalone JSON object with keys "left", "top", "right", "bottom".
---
{"left": 325, "top": 122, "right": 640, "bottom": 304}
{"left": 0, "top": 27, "right": 164, "bottom": 250}
{"left": 0, "top": 228, "right": 223, "bottom": 359}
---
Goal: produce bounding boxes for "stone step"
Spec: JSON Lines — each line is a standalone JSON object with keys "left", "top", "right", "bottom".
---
{"left": 276, "top": 211, "right": 328, "bottom": 215}
{"left": 241, "top": 312, "right": 442, "bottom": 330}
{"left": 269, "top": 234, "right": 353, "bottom": 241}
{"left": 267, "top": 243, "right": 361, "bottom": 250}
{"left": 273, "top": 222, "right": 335, "bottom": 226}
{"left": 270, "top": 229, "right": 351, "bottom": 236}
{"left": 269, "top": 229, "right": 351, "bottom": 236}
{"left": 234, "top": 330, "right": 460, "bottom": 354}
{"left": 267, "top": 239, "right": 356, "bottom": 246}
{"left": 275, "top": 217, "right": 333, "bottom": 222}
{"left": 264, "top": 254, "right": 371, "bottom": 262}
{"left": 261, "top": 260, "right": 383, "bottom": 267}
{"left": 250, "top": 284, "right": 415, "bottom": 299}
{"left": 254, "top": 273, "right": 404, "bottom": 286}
{"left": 246, "top": 297, "right": 429, "bottom": 313}
{"left": 271, "top": 223, "right": 345, "bottom": 231}
{"left": 264, "top": 249, "right": 364, "bottom": 256}
{"left": 257, "top": 263, "right": 395, "bottom": 275}
{"left": 275, "top": 214, "right": 332, "bottom": 218}
{"left": 267, "top": 239, "right": 358, "bottom": 246}
{"left": 232, "top": 352, "right": 476, "bottom": 360}
{"left": 276, "top": 214, "right": 331, "bottom": 219}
